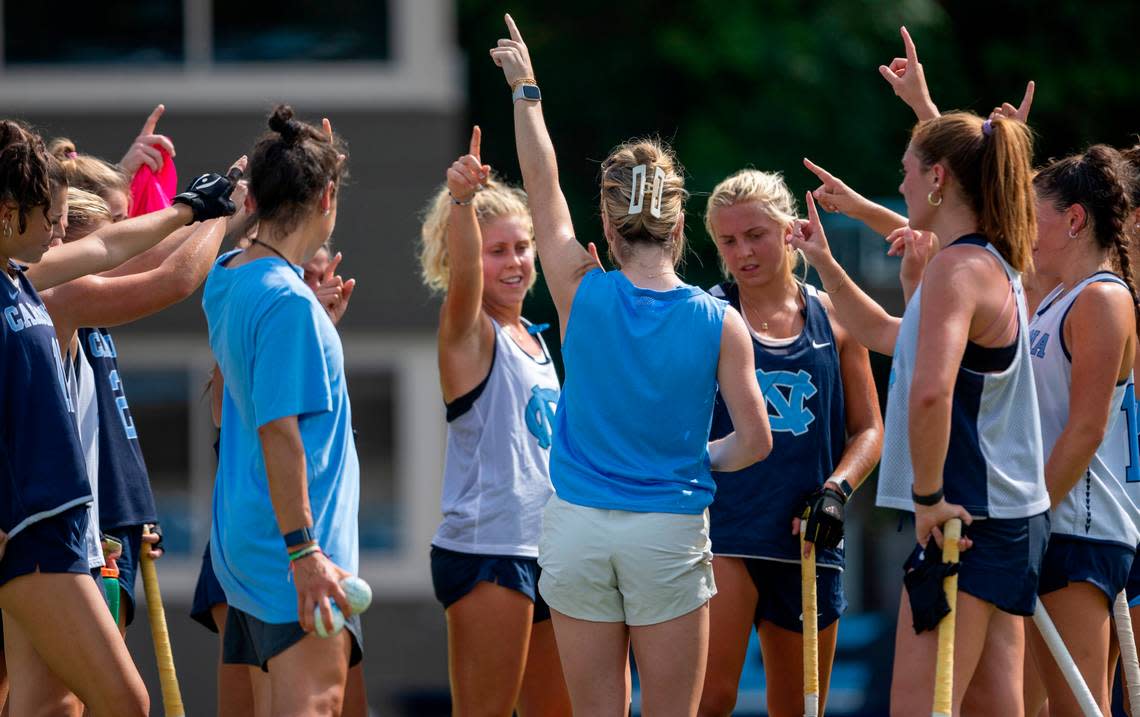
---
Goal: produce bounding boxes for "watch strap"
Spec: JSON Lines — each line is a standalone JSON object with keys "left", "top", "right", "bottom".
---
{"left": 282, "top": 527, "right": 314, "bottom": 549}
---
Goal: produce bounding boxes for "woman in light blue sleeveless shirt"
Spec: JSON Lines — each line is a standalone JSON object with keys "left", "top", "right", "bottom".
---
{"left": 491, "top": 17, "right": 772, "bottom": 715}
{"left": 788, "top": 111, "right": 1046, "bottom": 716}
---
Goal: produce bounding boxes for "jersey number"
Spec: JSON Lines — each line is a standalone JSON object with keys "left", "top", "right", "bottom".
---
{"left": 1123, "top": 383, "right": 1139, "bottom": 483}
{"left": 108, "top": 369, "right": 138, "bottom": 440}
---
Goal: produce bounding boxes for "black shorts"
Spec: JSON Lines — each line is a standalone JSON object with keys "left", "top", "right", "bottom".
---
{"left": 903, "top": 511, "right": 1050, "bottom": 617}
{"left": 1038, "top": 534, "right": 1134, "bottom": 607}
{"left": 222, "top": 605, "right": 363, "bottom": 672}
{"left": 430, "top": 545, "right": 550, "bottom": 622}
{"left": 740, "top": 557, "right": 847, "bottom": 633}
{"left": 190, "top": 541, "right": 228, "bottom": 633}
{"left": 103, "top": 524, "right": 144, "bottom": 626}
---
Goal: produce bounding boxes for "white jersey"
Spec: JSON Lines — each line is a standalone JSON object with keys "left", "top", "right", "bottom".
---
{"left": 433, "top": 317, "right": 561, "bottom": 557}
{"left": 65, "top": 343, "right": 103, "bottom": 569}
{"left": 1031, "top": 273, "right": 1140, "bottom": 547}
{"left": 877, "top": 235, "right": 1049, "bottom": 519}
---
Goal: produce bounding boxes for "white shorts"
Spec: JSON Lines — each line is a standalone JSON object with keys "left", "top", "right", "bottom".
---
{"left": 537, "top": 494, "right": 715, "bottom": 626}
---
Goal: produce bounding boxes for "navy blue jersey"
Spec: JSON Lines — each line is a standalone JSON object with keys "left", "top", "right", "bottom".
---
{"left": 80, "top": 328, "right": 157, "bottom": 528}
{"left": 707, "top": 282, "right": 847, "bottom": 568}
{"left": 1, "top": 263, "right": 92, "bottom": 538}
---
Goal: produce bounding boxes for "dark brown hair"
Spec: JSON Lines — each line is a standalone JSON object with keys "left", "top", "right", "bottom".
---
{"left": 248, "top": 105, "right": 347, "bottom": 240}
{"left": 0, "top": 120, "right": 59, "bottom": 233}
{"left": 1035, "top": 144, "right": 1139, "bottom": 335}
{"left": 910, "top": 112, "right": 1036, "bottom": 272}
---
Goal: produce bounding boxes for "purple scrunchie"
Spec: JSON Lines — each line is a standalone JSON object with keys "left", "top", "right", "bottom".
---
{"left": 982, "top": 119, "right": 994, "bottom": 137}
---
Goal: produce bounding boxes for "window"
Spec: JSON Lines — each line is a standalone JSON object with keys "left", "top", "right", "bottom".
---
{"left": 212, "top": 0, "right": 390, "bottom": 63}
{"left": 4, "top": 2, "right": 183, "bottom": 65}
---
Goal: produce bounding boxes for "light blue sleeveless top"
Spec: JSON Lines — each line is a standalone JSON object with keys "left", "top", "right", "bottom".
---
{"left": 550, "top": 269, "right": 726, "bottom": 515}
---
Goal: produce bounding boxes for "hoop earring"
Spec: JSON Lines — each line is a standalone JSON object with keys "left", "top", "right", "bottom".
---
{"left": 2, "top": 221, "right": 10, "bottom": 239}
{"left": 927, "top": 190, "right": 943, "bottom": 207}
{"left": 1068, "top": 227, "right": 1078, "bottom": 239}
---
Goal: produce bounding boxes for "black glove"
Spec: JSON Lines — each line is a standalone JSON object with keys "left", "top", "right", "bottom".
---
{"left": 903, "top": 545, "right": 960, "bottom": 633}
{"left": 145, "top": 522, "right": 165, "bottom": 555}
{"left": 800, "top": 483, "right": 846, "bottom": 550}
{"left": 172, "top": 172, "right": 237, "bottom": 223}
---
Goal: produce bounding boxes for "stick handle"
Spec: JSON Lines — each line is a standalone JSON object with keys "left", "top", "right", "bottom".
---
{"left": 141, "top": 530, "right": 185, "bottom": 717}
{"left": 931, "top": 518, "right": 961, "bottom": 717}
{"left": 1114, "top": 591, "right": 1140, "bottom": 717}
{"left": 1032, "top": 601, "right": 1101, "bottom": 717}
{"left": 801, "top": 531, "right": 819, "bottom": 717}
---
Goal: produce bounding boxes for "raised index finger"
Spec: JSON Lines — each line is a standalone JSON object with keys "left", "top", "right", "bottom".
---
{"left": 505, "top": 13, "right": 523, "bottom": 43}
{"left": 805, "top": 191, "right": 822, "bottom": 227}
{"left": 324, "top": 251, "right": 343, "bottom": 282}
{"left": 803, "top": 157, "right": 837, "bottom": 185}
{"left": 1018, "top": 80, "right": 1036, "bottom": 119}
{"left": 900, "top": 26, "right": 918, "bottom": 65}
{"left": 469, "top": 125, "right": 481, "bottom": 161}
{"left": 141, "top": 103, "right": 165, "bottom": 135}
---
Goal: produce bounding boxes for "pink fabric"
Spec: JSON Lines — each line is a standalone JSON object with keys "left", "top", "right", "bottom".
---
{"left": 128, "top": 147, "right": 177, "bottom": 217}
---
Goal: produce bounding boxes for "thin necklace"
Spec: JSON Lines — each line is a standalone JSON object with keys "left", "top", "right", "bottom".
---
{"left": 250, "top": 238, "right": 293, "bottom": 264}
{"left": 739, "top": 287, "right": 799, "bottom": 333}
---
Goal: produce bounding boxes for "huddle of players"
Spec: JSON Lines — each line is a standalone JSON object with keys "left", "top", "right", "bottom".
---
{"left": 422, "top": 16, "right": 1140, "bottom": 717}
{"left": 0, "top": 104, "right": 362, "bottom": 715}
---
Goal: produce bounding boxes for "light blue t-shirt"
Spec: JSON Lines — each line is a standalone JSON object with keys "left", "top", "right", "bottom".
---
{"left": 202, "top": 250, "right": 360, "bottom": 624}
{"left": 551, "top": 269, "right": 726, "bottom": 514}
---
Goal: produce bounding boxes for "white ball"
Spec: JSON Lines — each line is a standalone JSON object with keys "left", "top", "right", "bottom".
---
{"left": 341, "top": 576, "right": 373, "bottom": 615}
{"left": 314, "top": 602, "right": 345, "bottom": 638}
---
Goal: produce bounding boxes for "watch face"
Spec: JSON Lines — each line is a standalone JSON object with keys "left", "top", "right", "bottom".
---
{"left": 521, "top": 85, "right": 541, "bottom": 100}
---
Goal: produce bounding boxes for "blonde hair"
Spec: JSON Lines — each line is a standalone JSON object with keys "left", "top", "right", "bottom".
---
{"left": 704, "top": 169, "right": 805, "bottom": 281}
{"left": 599, "top": 138, "right": 688, "bottom": 266}
{"left": 65, "top": 187, "right": 113, "bottom": 241}
{"left": 48, "top": 138, "right": 129, "bottom": 201}
{"left": 418, "top": 176, "right": 534, "bottom": 293}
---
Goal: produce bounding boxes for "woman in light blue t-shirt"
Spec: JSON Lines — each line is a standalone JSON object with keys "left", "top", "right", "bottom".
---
{"left": 491, "top": 16, "right": 773, "bottom": 715}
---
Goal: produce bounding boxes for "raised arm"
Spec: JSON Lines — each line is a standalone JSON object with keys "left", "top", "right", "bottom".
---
{"left": 788, "top": 192, "right": 901, "bottom": 355}
{"left": 439, "top": 126, "right": 491, "bottom": 346}
{"left": 879, "top": 26, "right": 940, "bottom": 121}
{"left": 803, "top": 158, "right": 907, "bottom": 236}
{"left": 27, "top": 160, "right": 243, "bottom": 290}
{"left": 490, "top": 14, "right": 596, "bottom": 328}
{"left": 40, "top": 216, "right": 228, "bottom": 337}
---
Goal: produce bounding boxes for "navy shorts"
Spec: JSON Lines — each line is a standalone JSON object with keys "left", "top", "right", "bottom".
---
{"left": 903, "top": 512, "right": 1050, "bottom": 617}
{"left": 1127, "top": 548, "right": 1140, "bottom": 608}
{"left": 0, "top": 506, "right": 92, "bottom": 590}
{"left": 1039, "top": 534, "right": 1134, "bottom": 607}
{"left": 739, "top": 557, "right": 846, "bottom": 633}
{"left": 103, "top": 524, "right": 143, "bottom": 626}
{"left": 222, "top": 605, "right": 363, "bottom": 671}
{"left": 430, "top": 545, "right": 550, "bottom": 622}
{"left": 190, "top": 541, "right": 228, "bottom": 633}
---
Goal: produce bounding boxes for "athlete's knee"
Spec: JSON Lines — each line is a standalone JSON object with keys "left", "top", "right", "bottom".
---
{"left": 696, "top": 679, "right": 738, "bottom": 717}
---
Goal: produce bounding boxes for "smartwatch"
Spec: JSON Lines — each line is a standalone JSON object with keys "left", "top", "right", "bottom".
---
{"left": 827, "top": 477, "right": 854, "bottom": 501}
{"left": 282, "top": 526, "right": 314, "bottom": 549}
{"left": 512, "top": 84, "right": 542, "bottom": 103}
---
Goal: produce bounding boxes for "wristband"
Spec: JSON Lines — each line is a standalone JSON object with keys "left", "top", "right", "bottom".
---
{"left": 449, "top": 191, "right": 474, "bottom": 206}
{"left": 289, "top": 544, "right": 322, "bottom": 562}
{"left": 825, "top": 477, "right": 852, "bottom": 503}
{"left": 911, "top": 486, "right": 944, "bottom": 506}
{"left": 282, "top": 527, "right": 314, "bottom": 549}
{"left": 510, "top": 77, "right": 537, "bottom": 91}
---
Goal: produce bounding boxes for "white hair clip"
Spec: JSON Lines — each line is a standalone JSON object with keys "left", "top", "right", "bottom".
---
{"left": 649, "top": 166, "right": 665, "bottom": 219}
{"left": 628, "top": 164, "right": 647, "bottom": 215}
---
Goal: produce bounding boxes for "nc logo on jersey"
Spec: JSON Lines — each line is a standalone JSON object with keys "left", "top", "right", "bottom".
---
{"left": 525, "top": 386, "right": 559, "bottom": 449}
{"left": 1028, "top": 329, "right": 1049, "bottom": 359}
{"left": 757, "top": 369, "right": 817, "bottom": 436}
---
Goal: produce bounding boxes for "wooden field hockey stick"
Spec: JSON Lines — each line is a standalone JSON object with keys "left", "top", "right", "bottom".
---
{"left": 801, "top": 531, "right": 820, "bottom": 717}
{"left": 1032, "top": 601, "right": 1101, "bottom": 717}
{"left": 141, "top": 526, "right": 185, "bottom": 717}
{"left": 931, "top": 518, "right": 961, "bottom": 717}
{"left": 1114, "top": 591, "right": 1140, "bottom": 717}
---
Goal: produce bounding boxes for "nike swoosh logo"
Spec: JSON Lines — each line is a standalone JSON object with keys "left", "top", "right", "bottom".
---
{"left": 812, "top": 340, "right": 831, "bottom": 349}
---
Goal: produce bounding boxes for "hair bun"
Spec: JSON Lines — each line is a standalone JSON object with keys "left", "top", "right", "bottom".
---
{"left": 268, "top": 105, "right": 302, "bottom": 145}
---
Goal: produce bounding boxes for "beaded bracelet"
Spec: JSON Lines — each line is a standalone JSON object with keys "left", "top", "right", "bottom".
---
{"left": 449, "top": 191, "right": 475, "bottom": 206}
